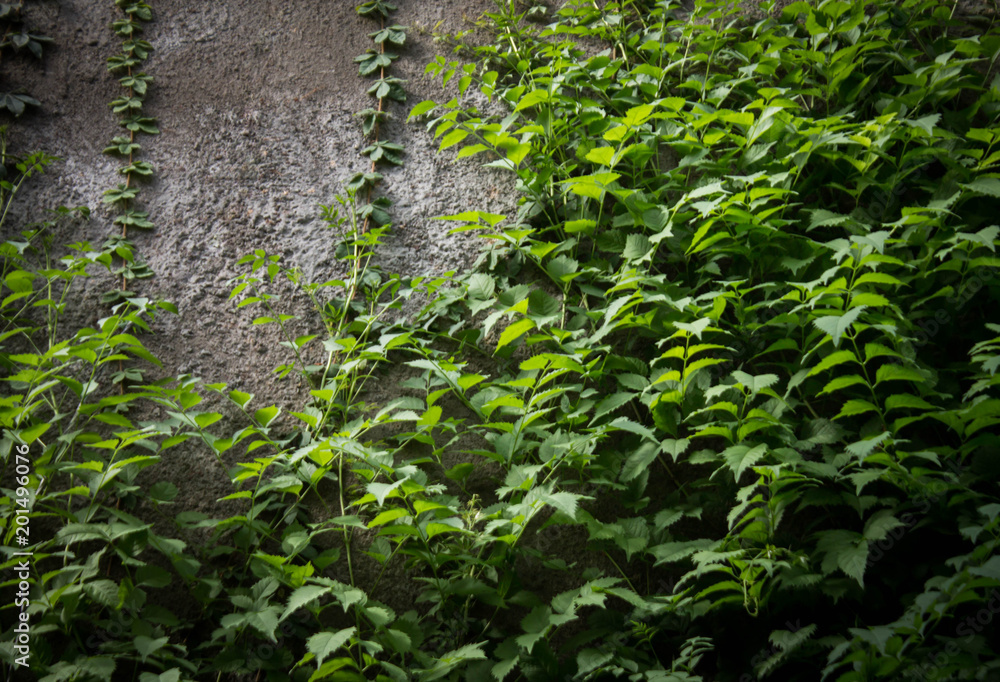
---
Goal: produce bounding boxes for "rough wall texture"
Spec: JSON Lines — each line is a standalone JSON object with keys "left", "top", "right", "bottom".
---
{"left": 6, "top": 0, "right": 515, "bottom": 536}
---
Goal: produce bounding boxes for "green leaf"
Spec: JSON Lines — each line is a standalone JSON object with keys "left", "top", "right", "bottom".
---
{"left": 409, "top": 100, "right": 436, "bottom": 119}
{"left": 546, "top": 255, "right": 579, "bottom": 282}
{"left": 812, "top": 307, "right": 866, "bottom": 348}
{"left": 875, "top": 364, "right": 926, "bottom": 385}
{"left": 281, "top": 585, "right": 327, "bottom": 622}
{"left": 84, "top": 579, "right": 122, "bottom": 608}
{"left": 565, "top": 219, "right": 597, "bottom": 233}
{"left": 17, "top": 421, "right": 50, "bottom": 445}
{"left": 621, "top": 443, "right": 659, "bottom": 482}
{"left": 515, "top": 89, "right": 550, "bottom": 111}
{"left": 885, "top": 394, "right": 935, "bottom": 411}
{"left": 835, "top": 399, "right": 879, "bottom": 420}
{"left": 962, "top": 177, "right": 1000, "bottom": 198}
{"left": 468, "top": 273, "right": 496, "bottom": 300}
{"left": 845, "top": 431, "right": 891, "bottom": 460}
{"left": 863, "top": 510, "right": 905, "bottom": 542}
{"left": 445, "top": 462, "right": 474, "bottom": 481}
{"left": 440, "top": 128, "right": 469, "bottom": 150}
{"left": 817, "top": 530, "right": 868, "bottom": 587}
{"left": 809, "top": 209, "right": 852, "bottom": 230}
{"left": 492, "top": 656, "right": 520, "bottom": 682}
{"left": 370, "top": 508, "right": 410, "bottom": 527}
{"left": 731, "top": 370, "right": 779, "bottom": 396}
{"left": 622, "top": 103, "right": 654, "bottom": 127}
{"left": 134, "top": 636, "right": 169, "bottom": 663}
{"left": 722, "top": 443, "right": 767, "bottom": 481}
{"left": 819, "top": 375, "right": 867, "bottom": 395}
{"left": 623, "top": 234, "right": 652, "bottom": 261}
{"left": 497, "top": 318, "right": 535, "bottom": 349}
{"left": 307, "top": 627, "right": 356, "bottom": 667}
{"left": 592, "top": 391, "right": 635, "bottom": 422}
{"left": 810, "top": 350, "right": 861, "bottom": 376}
{"left": 661, "top": 438, "right": 691, "bottom": 462}
{"left": 577, "top": 648, "right": 614, "bottom": 674}
{"left": 418, "top": 405, "right": 442, "bottom": 428}
{"left": 969, "top": 555, "right": 1000, "bottom": 581}
{"left": 367, "top": 480, "right": 406, "bottom": 506}
{"left": 254, "top": 405, "right": 279, "bottom": 426}
{"left": 149, "top": 481, "right": 178, "bottom": 502}
{"left": 541, "top": 491, "right": 586, "bottom": 519}
{"left": 585, "top": 146, "right": 615, "bottom": 166}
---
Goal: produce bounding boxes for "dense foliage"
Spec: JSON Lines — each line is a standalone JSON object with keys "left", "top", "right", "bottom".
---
{"left": 2, "top": 0, "right": 1000, "bottom": 680}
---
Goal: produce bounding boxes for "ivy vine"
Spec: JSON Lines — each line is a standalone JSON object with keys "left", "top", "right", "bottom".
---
{"left": 350, "top": 0, "right": 406, "bottom": 232}
{"left": 101, "top": 0, "right": 157, "bottom": 308}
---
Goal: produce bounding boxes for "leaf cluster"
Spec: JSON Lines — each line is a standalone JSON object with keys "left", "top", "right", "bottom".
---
{"left": 5, "top": 1, "right": 1000, "bottom": 682}
{"left": 351, "top": 0, "right": 408, "bottom": 231}
{"left": 102, "top": 0, "right": 158, "bottom": 299}
{"left": 0, "top": 0, "right": 51, "bottom": 117}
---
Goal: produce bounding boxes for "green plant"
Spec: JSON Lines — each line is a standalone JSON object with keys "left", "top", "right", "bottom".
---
{"left": 0, "top": 139, "right": 201, "bottom": 681}
{"left": 103, "top": 0, "right": 158, "bottom": 306}
{"left": 0, "top": 1, "right": 50, "bottom": 117}
{"left": 5, "top": 0, "right": 1000, "bottom": 680}
{"left": 351, "top": 0, "right": 408, "bottom": 232}
{"left": 396, "top": 0, "right": 1000, "bottom": 677}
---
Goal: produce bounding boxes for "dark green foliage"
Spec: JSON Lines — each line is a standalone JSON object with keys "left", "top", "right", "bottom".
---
{"left": 361, "top": 140, "right": 405, "bottom": 166}
{"left": 357, "top": 0, "right": 397, "bottom": 20}
{"left": 0, "top": 1, "right": 51, "bottom": 114}
{"left": 3, "top": 1, "right": 1000, "bottom": 681}
{"left": 401, "top": 0, "right": 1000, "bottom": 678}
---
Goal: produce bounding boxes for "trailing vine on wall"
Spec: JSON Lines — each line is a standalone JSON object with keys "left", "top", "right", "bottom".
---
{"left": 351, "top": 0, "right": 407, "bottom": 232}
{"left": 102, "top": 0, "right": 157, "bottom": 309}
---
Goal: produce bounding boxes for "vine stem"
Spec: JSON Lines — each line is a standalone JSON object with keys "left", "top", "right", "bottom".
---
{"left": 116, "top": 23, "right": 135, "bottom": 393}
{"left": 361, "top": 13, "right": 386, "bottom": 234}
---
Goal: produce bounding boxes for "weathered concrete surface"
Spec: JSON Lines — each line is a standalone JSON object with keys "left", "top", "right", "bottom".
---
{"left": 6, "top": 0, "right": 515, "bottom": 524}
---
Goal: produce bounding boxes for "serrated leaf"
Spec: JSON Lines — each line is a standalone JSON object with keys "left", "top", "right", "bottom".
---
{"left": 623, "top": 234, "right": 652, "bottom": 261}
{"left": 722, "top": 443, "right": 767, "bottom": 481}
{"left": 585, "top": 146, "right": 615, "bottom": 166}
{"left": 835, "top": 399, "right": 879, "bottom": 420}
{"left": 819, "top": 374, "right": 867, "bottom": 395}
{"left": 817, "top": 530, "right": 868, "bottom": 587}
{"left": 731, "top": 370, "right": 779, "bottom": 396}
{"left": 962, "top": 177, "right": 1000, "bottom": 198}
{"left": 134, "top": 636, "right": 169, "bottom": 663}
{"left": 810, "top": 350, "right": 860, "bottom": 376}
{"left": 367, "top": 479, "right": 406, "bottom": 507}
{"left": 307, "top": 627, "right": 356, "bottom": 667}
{"left": 864, "top": 510, "right": 905, "bottom": 542}
{"left": 497, "top": 318, "right": 535, "bottom": 349}
{"left": 875, "top": 364, "right": 926, "bottom": 385}
{"left": 592, "top": 391, "right": 635, "bottom": 422}
{"left": 542, "top": 491, "right": 586, "bottom": 519}
{"left": 845, "top": 431, "right": 891, "bottom": 460}
{"left": 885, "top": 394, "right": 935, "bottom": 411}
{"left": 492, "top": 656, "right": 519, "bottom": 682}
{"left": 812, "top": 307, "right": 866, "bottom": 348}
{"left": 621, "top": 442, "right": 658, "bottom": 482}
{"left": 281, "top": 585, "right": 327, "bottom": 622}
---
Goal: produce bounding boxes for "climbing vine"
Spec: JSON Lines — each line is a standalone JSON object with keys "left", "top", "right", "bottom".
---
{"left": 351, "top": 0, "right": 407, "bottom": 231}
{"left": 102, "top": 0, "right": 157, "bottom": 308}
